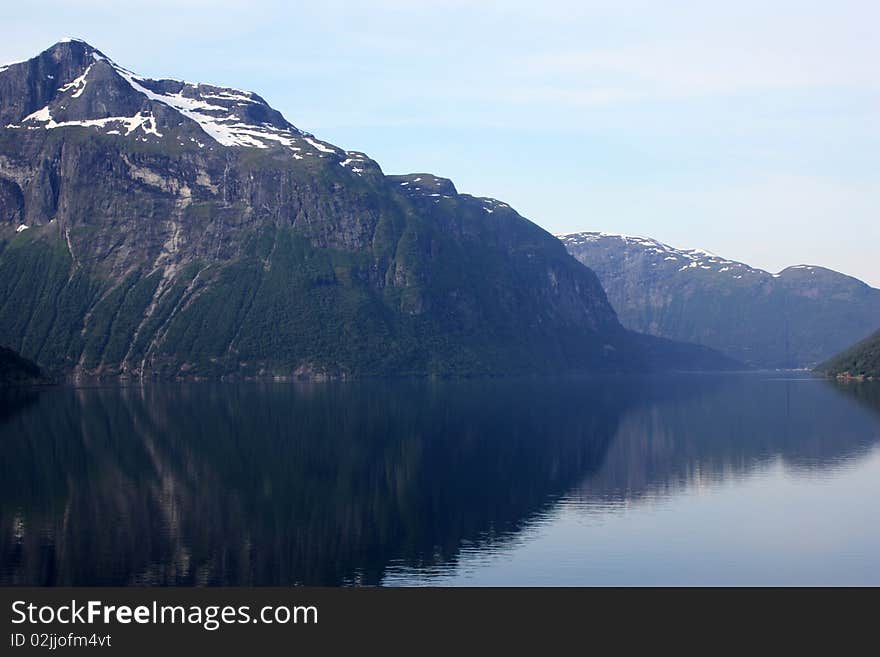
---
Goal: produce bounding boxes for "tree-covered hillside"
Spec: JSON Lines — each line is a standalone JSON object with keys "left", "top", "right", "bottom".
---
{"left": 817, "top": 330, "right": 880, "bottom": 379}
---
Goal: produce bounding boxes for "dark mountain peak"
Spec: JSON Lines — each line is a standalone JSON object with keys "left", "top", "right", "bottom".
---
{"left": 0, "top": 39, "right": 110, "bottom": 126}
{"left": 2, "top": 38, "right": 109, "bottom": 81}
{"left": 1, "top": 41, "right": 352, "bottom": 158}
{"left": 43, "top": 37, "right": 105, "bottom": 57}
{"left": 10, "top": 38, "right": 109, "bottom": 71}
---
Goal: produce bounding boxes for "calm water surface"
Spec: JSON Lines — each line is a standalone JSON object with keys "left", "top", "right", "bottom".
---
{"left": 1, "top": 373, "right": 878, "bottom": 586}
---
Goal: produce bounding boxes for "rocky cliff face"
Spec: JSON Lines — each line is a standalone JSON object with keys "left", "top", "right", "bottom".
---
{"left": 0, "top": 40, "right": 733, "bottom": 379}
{"left": 560, "top": 232, "right": 880, "bottom": 368}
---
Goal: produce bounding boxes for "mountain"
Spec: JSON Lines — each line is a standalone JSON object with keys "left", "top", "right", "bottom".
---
{"left": 816, "top": 330, "right": 880, "bottom": 380}
{"left": 0, "top": 40, "right": 735, "bottom": 380}
{"left": 559, "top": 232, "right": 880, "bottom": 369}
{"left": 0, "top": 345, "right": 47, "bottom": 385}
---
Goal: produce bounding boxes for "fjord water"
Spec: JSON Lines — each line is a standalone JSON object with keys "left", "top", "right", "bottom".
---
{"left": 1, "top": 374, "right": 878, "bottom": 586}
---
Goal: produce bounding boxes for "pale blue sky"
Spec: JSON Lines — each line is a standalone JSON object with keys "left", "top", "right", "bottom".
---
{"left": 3, "top": 1, "right": 878, "bottom": 285}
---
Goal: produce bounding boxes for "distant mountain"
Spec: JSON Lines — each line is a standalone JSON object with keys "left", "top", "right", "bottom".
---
{"left": 817, "top": 330, "right": 880, "bottom": 380}
{"left": 0, "top": 40, "right": 735, "bottom": 379}
{"left": 559, "top": 232, "right": 880, "bottom": 368}
{"left": 0, "top": 346, "right": 47, "bottom": 385}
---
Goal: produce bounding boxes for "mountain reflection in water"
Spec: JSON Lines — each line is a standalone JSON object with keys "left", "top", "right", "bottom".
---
{"left": 1, "top": 374, "right": 878, "bottom": 586}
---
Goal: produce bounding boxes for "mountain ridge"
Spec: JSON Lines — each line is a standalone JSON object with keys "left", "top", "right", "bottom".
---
{"left": 560, "top": 231, "right": 880, "bottom": 368}
{"left": 560, "top": 231, "right": 864, "bottom": 282}
{"left": 0, "top": 40, "right": 738, "bottom": 380}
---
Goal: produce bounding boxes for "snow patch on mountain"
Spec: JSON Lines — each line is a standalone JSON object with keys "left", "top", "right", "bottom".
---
{"left": 558, "top": 231, "right": 769, "bottom": 279}
{"left": 10, "top": 105, "right": 162, "bottom": 137}
{"left": 303, "top": 136, "right": 337, "bottom": 154}
{"left": 559, "top": 232, "right": 836, "bottom": 282}
{"left": 104, "top": 57, "right": 300, "bottom": 149}
{"left": 339, "top": 152, "right": 370, "bottom": 176}
{"left": 58, "top": 64, "right": 92, "bottom": 98}
{"left": 1, "top": 40, "right": 345, "bottom": 159}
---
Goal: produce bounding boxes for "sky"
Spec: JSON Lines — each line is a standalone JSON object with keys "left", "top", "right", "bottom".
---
{"left": 2, "top": 1, "right": 878, "bottom": 285}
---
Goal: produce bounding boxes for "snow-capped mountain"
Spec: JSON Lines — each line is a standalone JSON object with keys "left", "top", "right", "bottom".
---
{"left": 560, "top": 231, "right": 880, "bottom": 368}
{"left": 1, "top": 38, "right": 372, "bottom": 166}
{"left": 559, "top": 232, "right": 834, "bottom": 281}
{"left": 0, "top": 40, "right": 740, "bottom": 379}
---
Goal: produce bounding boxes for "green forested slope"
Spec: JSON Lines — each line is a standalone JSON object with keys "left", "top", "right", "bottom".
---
{"left": 817, "top": 330, "right": 880, "bottom": 379}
